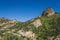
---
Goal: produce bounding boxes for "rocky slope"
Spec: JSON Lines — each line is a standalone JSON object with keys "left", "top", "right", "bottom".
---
{"left": 0, "top": 8, "right": 60, "bottom": 40}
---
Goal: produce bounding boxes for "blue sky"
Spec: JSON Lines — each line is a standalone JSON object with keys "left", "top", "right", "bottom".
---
{"left": 0, "top": 0, "right": 60, "bottom": 22}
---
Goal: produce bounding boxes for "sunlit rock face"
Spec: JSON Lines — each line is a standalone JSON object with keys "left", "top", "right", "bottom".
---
{"left": 0, "top": 18, "right": 17, "bottom": 29}
{"left": 0, "top": 18, "right": 9, "bottom": 26}
{"left": 18, "top": 30, "right": 36, "bottom": 40}
{"left": 0, "top": 17, "right": 16, "bottom": 24}
{"left": 8, "top": 19, "right": 17, "bottom": 23}
{"left": 42, "top": 8, "right": 55, "bottom": 17}
{"left": 0, "top": 18, "right": 9, "bottom": 23}
{"left": 31, "top": 19, "right": 42, "bottom": 27}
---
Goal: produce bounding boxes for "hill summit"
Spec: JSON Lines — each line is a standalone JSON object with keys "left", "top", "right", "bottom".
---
{"left": 42, "top": 8, "right": 55, "bottom": 17}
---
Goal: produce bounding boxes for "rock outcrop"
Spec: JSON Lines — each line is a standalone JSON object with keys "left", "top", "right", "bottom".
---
{"left": 42, "top": 8, "right": 55, "bottom": 17}
{"left": 0, "top": 17, "right": 9, "bottom": 24}
{"left": 31, "top": 19, "right": 42, "bottom": 27}
{"left": 0, "top": 18, "right": 17, "bottom": 29}
{"left": 18, "top": 30, "right": 36, "bottom": 40}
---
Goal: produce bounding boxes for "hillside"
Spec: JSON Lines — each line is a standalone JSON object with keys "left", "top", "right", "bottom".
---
{"left": 0, "top": 8, "right": 60, "bottom": 40}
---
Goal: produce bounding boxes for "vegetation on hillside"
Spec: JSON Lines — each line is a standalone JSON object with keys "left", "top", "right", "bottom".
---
{"left": 0, "top": 8, "right": 60, "bottom": 40}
